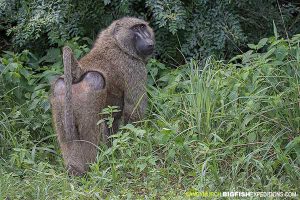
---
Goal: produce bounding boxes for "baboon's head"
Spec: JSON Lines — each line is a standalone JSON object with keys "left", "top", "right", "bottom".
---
{"left": 110, "top": 17, "right": 155, "bottom": 60}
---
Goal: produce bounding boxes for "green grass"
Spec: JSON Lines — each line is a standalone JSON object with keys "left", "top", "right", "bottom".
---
{"left": 0, "top": 35, "right": 300, "bottom": 199}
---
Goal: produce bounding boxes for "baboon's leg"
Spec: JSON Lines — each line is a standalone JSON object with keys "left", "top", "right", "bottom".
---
{"left": 111, "top": 118, "right": 121, "bottom": 135}
{"left": 51, "top": 78, "right": 83, "bottom": 175}
{"left": 73, "top": 72, "right": 107, "bottom": 166}
{"left": 51, "top": 71, "right": 106, "bottom": 176}
{"left": 100, "top": 123, "right": 110, "bottom": 144}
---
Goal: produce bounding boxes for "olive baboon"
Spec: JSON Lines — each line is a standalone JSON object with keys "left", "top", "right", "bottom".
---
{"left": 50, "top": 17, "right": 155, "bottom": 175}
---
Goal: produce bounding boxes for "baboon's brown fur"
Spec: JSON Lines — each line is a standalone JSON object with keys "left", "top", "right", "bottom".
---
{"left": 50, "top": 17, "right": 155, "bottom": 175}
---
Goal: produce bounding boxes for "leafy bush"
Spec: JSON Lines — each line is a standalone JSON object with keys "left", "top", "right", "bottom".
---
{"left": 1, "top": 0, "right": 299, "bottom": 62}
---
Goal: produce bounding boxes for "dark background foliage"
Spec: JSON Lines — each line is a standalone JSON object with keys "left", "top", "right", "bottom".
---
{"left": 0, "top": 0, "right": 299, "bottom": 64}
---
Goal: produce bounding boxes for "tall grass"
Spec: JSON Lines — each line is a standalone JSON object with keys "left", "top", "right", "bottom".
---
{"left": 0, "top": 34, "right": 299, "bottom": 199}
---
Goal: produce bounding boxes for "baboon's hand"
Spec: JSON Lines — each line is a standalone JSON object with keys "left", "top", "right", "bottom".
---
{"left": 123, "top": 82, "right": 147, "bottom": 123}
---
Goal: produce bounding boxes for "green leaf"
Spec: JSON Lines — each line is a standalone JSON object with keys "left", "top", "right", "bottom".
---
{"left": 19, "top": 68, "right": 30, "bottom": 78}
{"left": 74, "top": 49, "right": 83, "bottom": 59}
{"left": 241, "top": 70, "right": 249, "bottom": 81}
{"left": 242, "top": 50, "right": 253, "bottom": 64}
{"left": 7, "top": 62, "right": 19, "bottom": 71}
{"left": 247, "top": 44, "right": 257, "bottom": 50}
{"left": 39, "top": 48, "right": 61, "bottom": 64}
{"left": 103, "top": 0, "right": 111, "bottom": 5}
{"left": 148, "top": 157, "right": 157, "bottom": 165}
{"left": 175, "top": 136, "right": 184, "bottom": 146}
{"left": 285, "top": 136, "right": 300, "bottom": 153}
{"left": 168, "top": 148, "right": 176, "bottom": 160}
{"left": 137, "top": 163, "right": 147, "bottom": 172}
{"left": 274, "top": 46, "right": 288, "bottom": 61}
{"left": 11, "top": 72, "right": 21, "bottom": 82}
{"left": 97, "top": 119, "right": 105, "bottom": 125}
{"left": 242, "top": 115, "right": 255, "bottom": 130}
{"left": 263, "top": 47, "right": 276, "bottom": 59}
{"left": 247, "top": 132, "right": 256, "bottom": 142}
{"left": 257, "top": 38, "right": 268, "bottom": 49}
{"left": 273, "top": 20, "right": 278, "bottom": 40}
{"left": 160, "top": 128, "right": 173, "bottom": 134}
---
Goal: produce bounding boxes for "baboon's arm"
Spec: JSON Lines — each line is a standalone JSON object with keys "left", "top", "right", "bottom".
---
{"left": 123, "top": 82, "right": 147, "bottom": 123}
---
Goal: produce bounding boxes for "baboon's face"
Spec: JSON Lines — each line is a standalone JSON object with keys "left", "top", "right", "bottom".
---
{"left": 131, "top": 24, "right": 154, "bottom": 57}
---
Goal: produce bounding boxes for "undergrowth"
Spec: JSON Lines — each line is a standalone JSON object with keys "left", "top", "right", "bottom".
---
{"left": 0, "top": 33, "right": 299, "bottom": 199}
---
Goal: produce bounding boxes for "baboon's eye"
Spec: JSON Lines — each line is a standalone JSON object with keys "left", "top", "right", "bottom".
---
{"left": 132, "top": 26, "right": 139, "bottom": 31}
{"left": 140, "top": 24, "right": 146, "bottom": 29}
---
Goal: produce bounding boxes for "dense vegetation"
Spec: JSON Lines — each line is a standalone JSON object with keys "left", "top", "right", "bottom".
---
{"left": 0, "top": 0, "right": 300, "bottom": 199}
{"left": 1, "top": 0, "right": 300, "bottom": 63}
{"left": 1, "top": 31, "right": 300, "bottom": 199}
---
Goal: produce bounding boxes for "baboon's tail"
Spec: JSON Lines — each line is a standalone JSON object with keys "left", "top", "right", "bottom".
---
{"left": 63, "top": 46, "right": 77, "bottom": 141}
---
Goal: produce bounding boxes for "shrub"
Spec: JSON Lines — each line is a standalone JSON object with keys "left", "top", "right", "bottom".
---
{"left": 1, "top": 0, "right": 299, "bottom": 63}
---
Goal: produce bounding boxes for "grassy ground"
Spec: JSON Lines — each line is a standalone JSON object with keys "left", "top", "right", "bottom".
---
{"left": 0, "top": 34, "right": 300, "bottom": 199}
